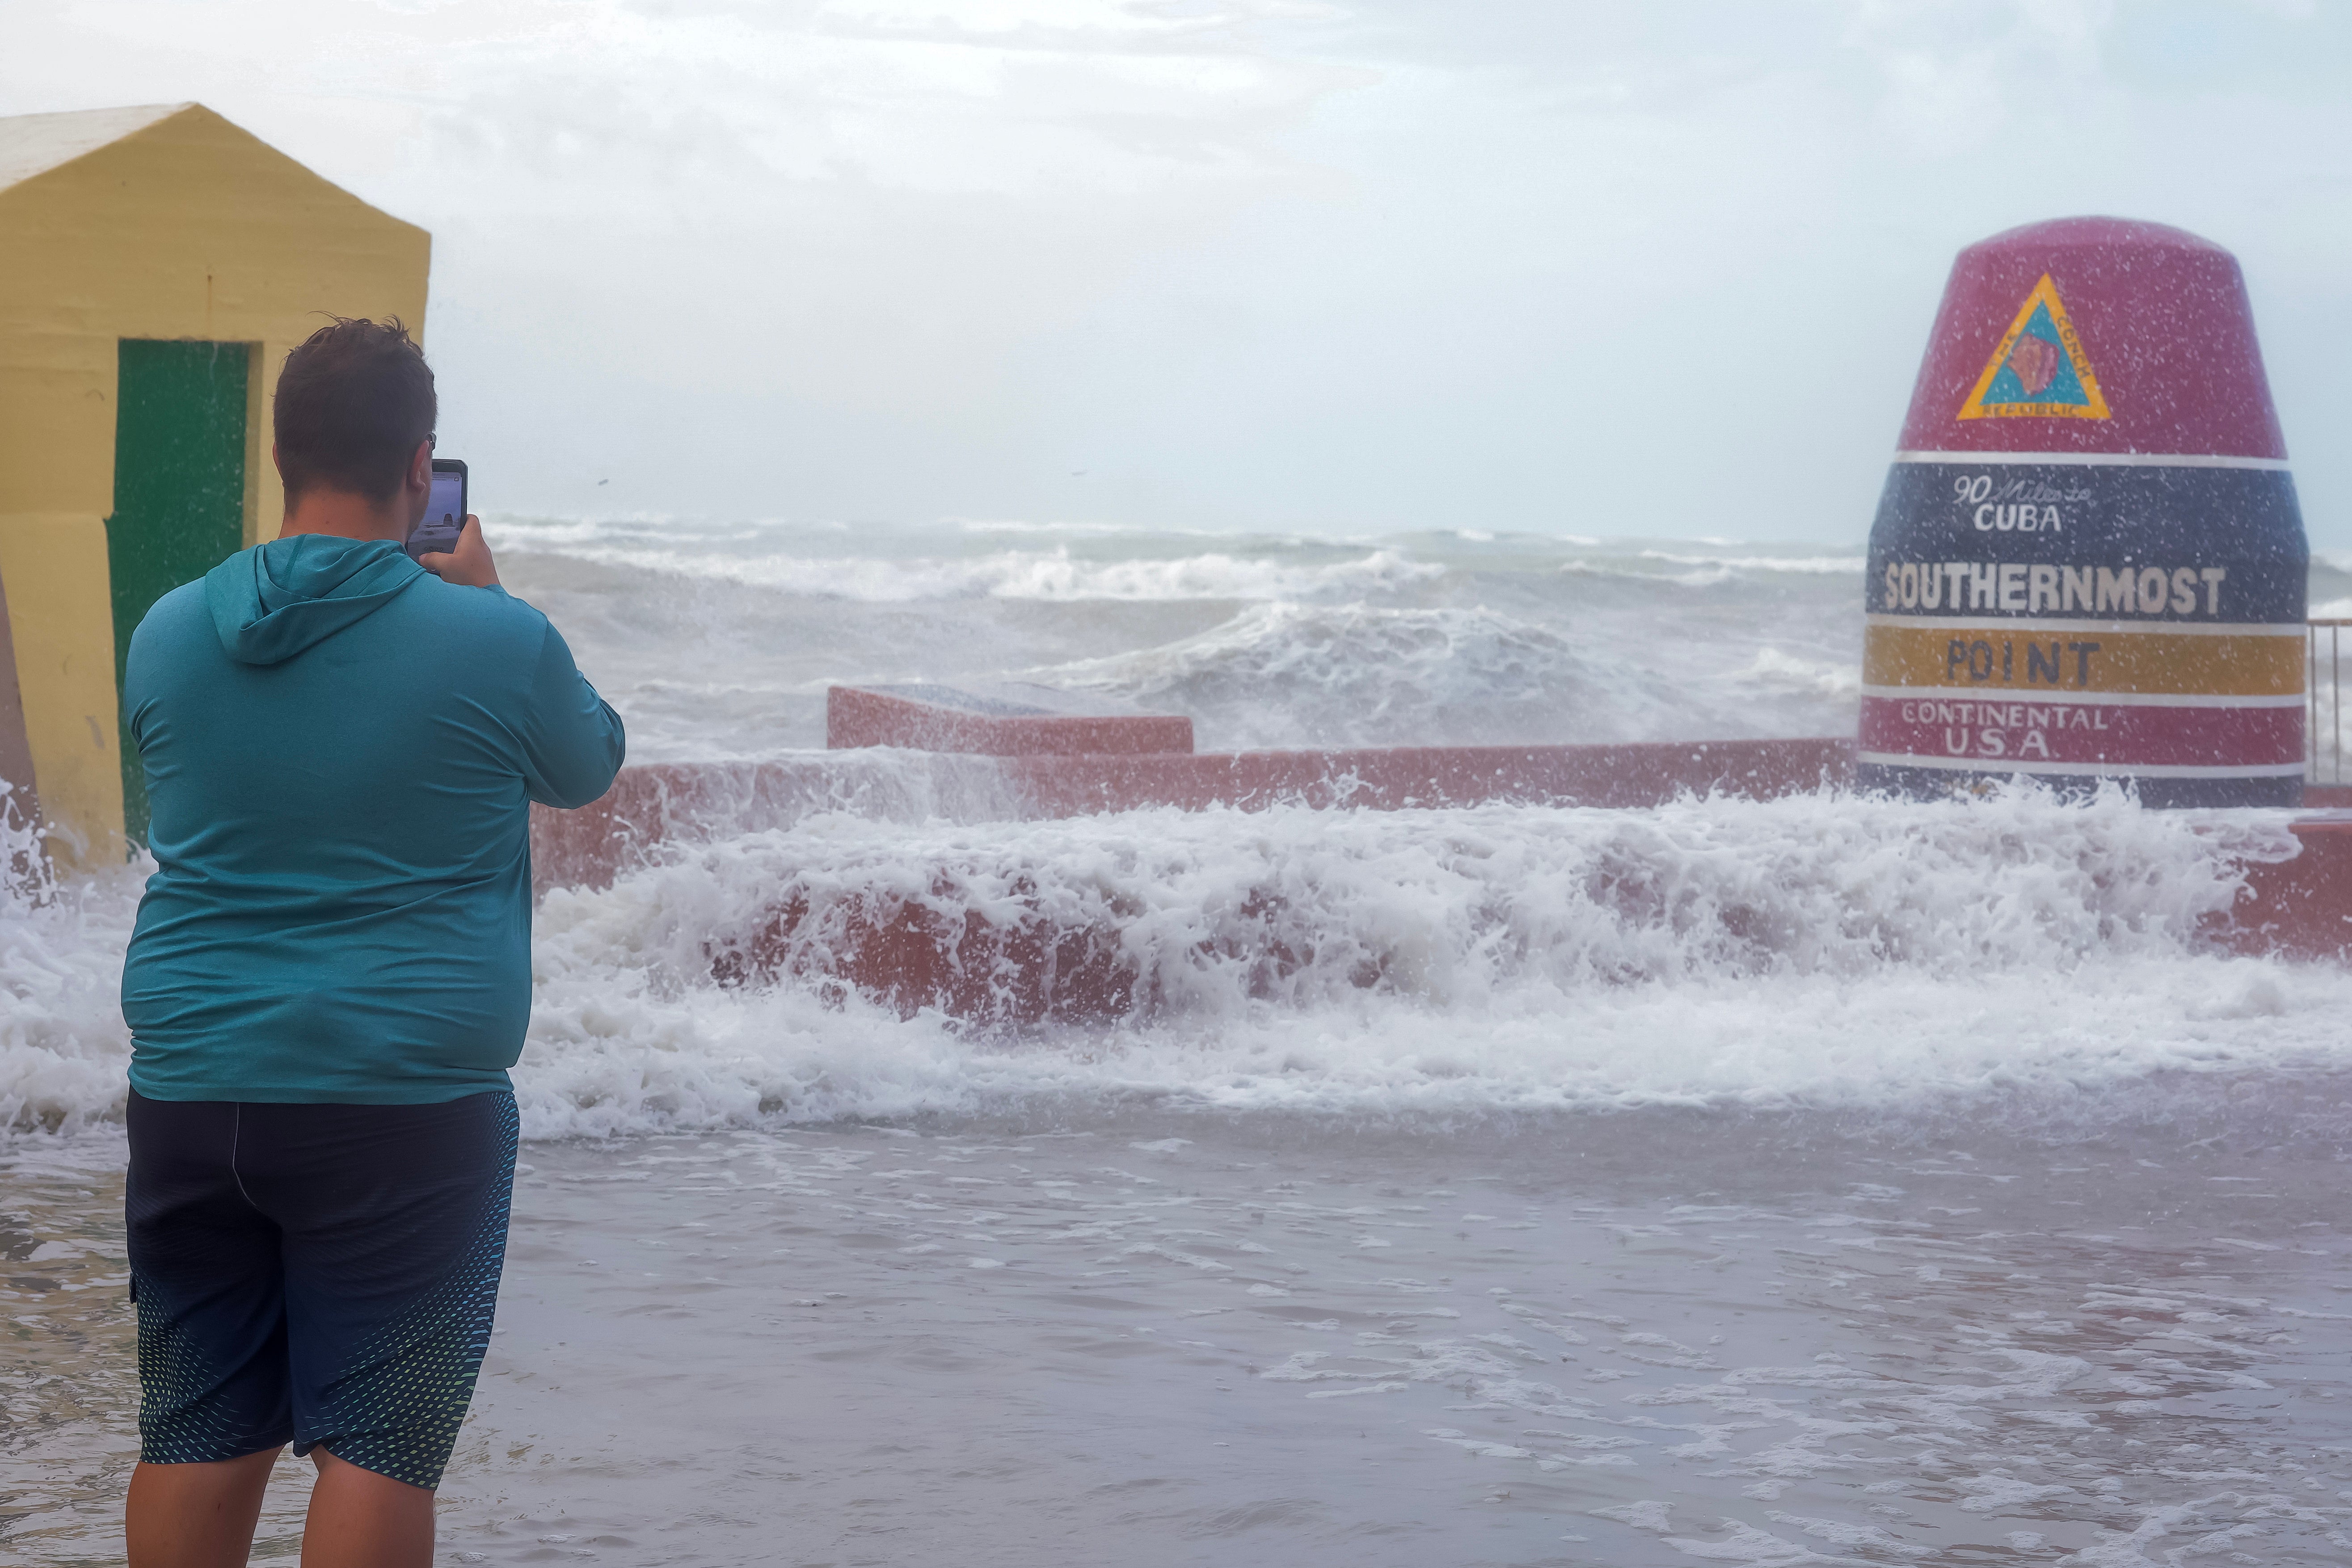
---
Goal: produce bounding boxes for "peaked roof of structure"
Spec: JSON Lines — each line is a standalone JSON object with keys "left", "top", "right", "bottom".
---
{"left": 0, "top": 103, "right": 194, "bottom": 194}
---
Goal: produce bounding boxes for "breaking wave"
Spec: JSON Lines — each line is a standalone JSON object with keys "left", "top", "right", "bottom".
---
{"left": 484, "top": 519, "right": 1872, "bottom": 758}
{"left": 0, "top": 802, "right": 140, "bottom": 1135}
{"left": 6, "top": 783, "right": 2344, "bottom": 1141}
{"left": 11, "top": 517, "right": 2347, "bottom": 1143}
{"left": 1035, "top": 603, "right": 1688, "bottom": 749}
{"left": 506, "top": 788, "right": 2338, "bottom": 1137}
{"left": 500, "top": 534, "right": 1442, "bottom": 604}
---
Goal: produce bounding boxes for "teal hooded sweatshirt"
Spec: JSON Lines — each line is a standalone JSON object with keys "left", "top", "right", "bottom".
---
{"left": 121, "top": 535, "right": 625, "bottom": 1104}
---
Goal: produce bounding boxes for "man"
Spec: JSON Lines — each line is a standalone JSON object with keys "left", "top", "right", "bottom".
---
{"left": 118, "top": 318, "right": 625, "bottom": 1568}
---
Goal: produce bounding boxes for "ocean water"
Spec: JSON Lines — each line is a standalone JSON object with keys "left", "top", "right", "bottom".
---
{"left": 7, "top": 521, "right": 2352, "bottom": 1564}
{"left": 493, "top": 519, "right": 1876, "bottom": 761}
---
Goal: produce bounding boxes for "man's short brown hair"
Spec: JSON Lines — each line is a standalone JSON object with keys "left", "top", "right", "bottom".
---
{"left": 273, "top": 317, "right": 436, "bottom": 502}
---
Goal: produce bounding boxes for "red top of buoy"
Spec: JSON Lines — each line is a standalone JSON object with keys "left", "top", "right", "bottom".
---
{"left": 1895, "top": 216, "right": 2286, "bottom": 460}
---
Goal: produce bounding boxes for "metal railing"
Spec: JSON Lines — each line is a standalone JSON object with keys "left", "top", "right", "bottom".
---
{"left": 2313, "top": 620, "right": 2350, "bottom": 787}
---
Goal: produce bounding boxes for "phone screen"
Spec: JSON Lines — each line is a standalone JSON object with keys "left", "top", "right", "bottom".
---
{"left": 409, "top": 461, "right": 468, "bottom": 561}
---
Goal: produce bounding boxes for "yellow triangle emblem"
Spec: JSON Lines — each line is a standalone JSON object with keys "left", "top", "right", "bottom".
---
{"left": 1956, "top": 274, "right": 2111, "bottom": 421}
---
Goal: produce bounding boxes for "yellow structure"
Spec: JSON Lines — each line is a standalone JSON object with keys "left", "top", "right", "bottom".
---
{"left": 0, "top": 103, "right": 430, "bottom": 866}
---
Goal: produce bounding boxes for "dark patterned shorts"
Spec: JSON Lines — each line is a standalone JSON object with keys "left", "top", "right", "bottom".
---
{"left": 125, "top": 1088, "right": 518, "bottom": 1490}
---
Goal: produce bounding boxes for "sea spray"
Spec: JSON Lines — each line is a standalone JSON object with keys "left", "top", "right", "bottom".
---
{"left": 7, "top": 785, "right": 2337, "bottom": 1141}
{"left": 0, "top": 837, "right": 139, "bottom": 1134}
{"left": 682, "top": 786, "right": 2291, "bottom": 1003}
{"left": 507, "top": 788, "right": 2343, "bottom": 1136}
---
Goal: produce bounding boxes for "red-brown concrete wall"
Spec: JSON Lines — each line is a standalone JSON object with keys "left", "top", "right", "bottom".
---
{"left": 1003, "top": 738, "right": 1855, "bottom": 816}
{"left": 528, "top": 741, "right": 2352, "bottom": 1021}
{"left": 2217, "top": 819, "right": 2352, "bottom": 961}
{"left": 695, "top": 811, "right": 2352, "bottom": 1025}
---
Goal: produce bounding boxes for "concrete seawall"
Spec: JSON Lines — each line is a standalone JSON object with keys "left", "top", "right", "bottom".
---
{"left": 528, "top": 739, "right": 2352, "bottom": 1024}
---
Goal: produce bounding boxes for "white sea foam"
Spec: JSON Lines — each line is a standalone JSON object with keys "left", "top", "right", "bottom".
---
{"left": 9, "top": 517, "right": 2343, "bottom": 1147}
{"left": 1033, "top": 602, "right": 1688, "bottom": 748}
{"left": 495, "top": 788, "right": 2343, "bottom": 1139}
{"left": 1563, "top": 552, "right": 1867, "bottom": 588}
{"left": 504, "top": 539, "right": 1442, "bottom": 604}
{"left": 11, "top": 787, "right": 2337, "bottom": 1142}
{"left": 0, "top": 817, "right": 140, "bottom": 1134}
{"left": 1731, "top": 648, "right": 1862, "bottom": 702}
{"left": 1635, "top": 551, "right": 1870, "bottom": 575}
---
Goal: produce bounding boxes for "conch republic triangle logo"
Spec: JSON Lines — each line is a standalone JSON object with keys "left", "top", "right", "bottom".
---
{"left": 1956, "top": 273, "right": 2111, "bottom": 421}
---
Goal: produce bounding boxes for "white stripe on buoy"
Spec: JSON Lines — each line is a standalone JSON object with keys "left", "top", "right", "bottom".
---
{"left": 1855, "top": 752, "right": 2305, "bottom": 779}
{"left": 1893, "top": 450, "right": 2291, "bottom": 471}
{"left": 1863, "top": 613, "right": 2302, "bottom": 637}
{"left": 1859, "top": 685, "right": 2302, "bottom": 709}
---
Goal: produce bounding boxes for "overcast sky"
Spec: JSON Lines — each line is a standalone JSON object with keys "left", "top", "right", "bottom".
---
{"left": 7, "top": 1, "right": 2348, "bottom": 544}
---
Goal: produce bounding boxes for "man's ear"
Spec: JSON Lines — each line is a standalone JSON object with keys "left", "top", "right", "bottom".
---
{"left": 409, "top": 440, "right": 433, "bottom": 490}
{"left": 272, "top": 442, "right": 284, "bottom": 480}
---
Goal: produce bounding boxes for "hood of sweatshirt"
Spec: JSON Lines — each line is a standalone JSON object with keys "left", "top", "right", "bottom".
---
{"left": 205, "top": 535, "right": 427, "bottom": 666}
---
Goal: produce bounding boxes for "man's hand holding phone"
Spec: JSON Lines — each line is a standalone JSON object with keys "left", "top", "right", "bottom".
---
{"left": 418, "top": 517, "right": 500, "bottom": 588}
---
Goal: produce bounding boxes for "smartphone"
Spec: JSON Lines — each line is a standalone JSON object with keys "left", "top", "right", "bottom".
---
{"left": 408, "top": 459, "right": 468, "bottom": 562}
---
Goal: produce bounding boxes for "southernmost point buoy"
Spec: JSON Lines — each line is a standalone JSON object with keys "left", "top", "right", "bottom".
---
{"left": 1859, "top": 218, "right": 2307, "bottom": 806}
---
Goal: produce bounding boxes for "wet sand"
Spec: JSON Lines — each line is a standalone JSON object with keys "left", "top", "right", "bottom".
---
{"left": 8, "top": 1082, "right": 2352, "bottom": 1565}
